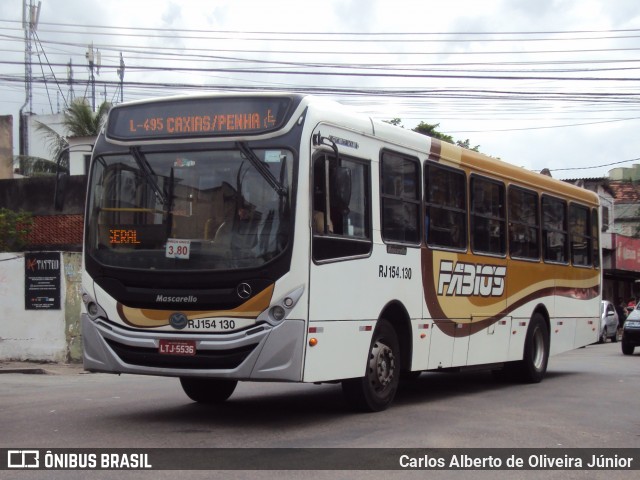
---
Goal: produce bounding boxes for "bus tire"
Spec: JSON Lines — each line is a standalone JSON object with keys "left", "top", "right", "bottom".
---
{"left": 342, "top": 319, "right": 400, "bottom": 412}
{"left": 179, "top": 377, "right": 237, "bottom": 404}
{"left": 514, "top": 313, "right": 550, "bottom": 383}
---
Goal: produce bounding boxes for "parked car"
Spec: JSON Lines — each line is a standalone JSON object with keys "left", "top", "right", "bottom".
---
{"left": 622, "top": 304, "right": 640, "bottom": 355}
{"left": 599, "top": 300, "right": 619, "bottom": 343}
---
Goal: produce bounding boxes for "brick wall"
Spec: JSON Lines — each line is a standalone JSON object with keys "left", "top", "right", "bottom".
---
{"left": 26, "top": 214, "right": 84, "bottom": 249}
{"left": 1, "top": 176, "right": 86, "bottom": 251}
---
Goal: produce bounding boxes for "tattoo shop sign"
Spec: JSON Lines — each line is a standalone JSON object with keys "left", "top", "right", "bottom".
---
{"left": 24, "top": 252, "right": 61, "bottom": 310}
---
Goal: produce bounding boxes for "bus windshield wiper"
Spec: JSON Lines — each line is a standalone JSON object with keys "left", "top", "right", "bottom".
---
{"left": 236, "top": 142, "right": 287, "bottom": 197}
{"left": 130, "top": 147, "right": 169, "bottom": 206}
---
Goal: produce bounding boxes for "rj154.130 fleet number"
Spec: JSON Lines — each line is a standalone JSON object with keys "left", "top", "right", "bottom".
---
{"left": 379, "top": 265, "right": 412, "bottom": 280}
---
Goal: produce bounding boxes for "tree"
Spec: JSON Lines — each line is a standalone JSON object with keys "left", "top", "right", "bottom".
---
{"left": 63, "top": 99, "right": 111, "bottom": 137}
{"left": 15, "top": 155, "right": 67, "bottom": 177}
{"left": 0, "top": 208, "right": 33, "bottom": 251}
{"left": 412, "top": 121, "right": 454, "bottom": 144}
{"left": 383, "top": 118, "right": 404, "bottom": 127}
{"left": 34, "top": 98, "right": 111, "bottom": 168}
{"left": 455, "top": 138, "right": 480, "bottom": 152}
{"left": 385, "top": 118, "right": 481, "bottom": 153}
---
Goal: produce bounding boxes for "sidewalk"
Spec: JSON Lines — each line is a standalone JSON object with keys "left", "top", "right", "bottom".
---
{"left": 0, "top": 361, "right": 86, "bottom": 375}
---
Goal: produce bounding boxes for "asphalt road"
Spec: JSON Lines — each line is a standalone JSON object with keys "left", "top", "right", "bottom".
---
{"left": 1, "top": 341, "right": 638, "bottom": 480}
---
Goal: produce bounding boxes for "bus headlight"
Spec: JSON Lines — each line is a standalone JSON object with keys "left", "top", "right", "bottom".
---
{"left": 259, "top": 286, "right": 305, "bottom": 326}
{"left": 87, "top": 302, "right": 100, "bottom": 316}
{"left": 81, "top": 289, "right": 107, "bottom": 320}
{"left": 270, "top": 306, "right": 286, "bottom": 322}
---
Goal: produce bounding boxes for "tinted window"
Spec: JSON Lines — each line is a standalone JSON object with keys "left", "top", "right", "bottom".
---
{"left": 542, "top": 196, "right": 568, "bottom": 264}
{"left": 508, "top": 186, "right": 539, "bottom": 260}
{"left": 312, "top": 153, "right": 371, "bottom": 262}
{"left": 380, "top": 151, "right": 421, "bottom": 244}
{"left": 471, "top": 176, "right": 506, "bottom": 255}
{"left": 425, "top": 163, "right": 467, "bottom": 250}
{"left": 569, "top": 203, "right": 591, "bottom": 266}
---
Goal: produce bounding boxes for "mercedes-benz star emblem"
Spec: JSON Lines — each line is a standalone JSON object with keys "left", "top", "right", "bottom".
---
{"left": 169, "top": 312, "right": 188, "bottom": 330}
{"left": 236, "top": 283, "right": 252, "bottom": 300}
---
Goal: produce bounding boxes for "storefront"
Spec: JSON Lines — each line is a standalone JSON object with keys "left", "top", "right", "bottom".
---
{"left": 603, "top": 234, "right": 640, "bottom": 305}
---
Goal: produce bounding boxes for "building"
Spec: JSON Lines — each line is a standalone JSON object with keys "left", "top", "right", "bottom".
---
{"left": 567, "top": 166, "right": 640, "bottom": 305}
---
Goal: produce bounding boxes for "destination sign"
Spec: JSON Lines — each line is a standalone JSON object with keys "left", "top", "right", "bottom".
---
{"left": 106, "top": 96, "right": 297, "bottom": 141}
{"left": 109, "top": 229, "right": 141, "bottom": 245}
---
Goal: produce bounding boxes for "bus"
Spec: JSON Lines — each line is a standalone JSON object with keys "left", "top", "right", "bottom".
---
{"left": 79, "top": 93, "right": 601, "bottom": 412}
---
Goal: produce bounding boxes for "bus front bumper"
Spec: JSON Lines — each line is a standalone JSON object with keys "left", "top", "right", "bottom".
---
{"left": 81, "top": 314, "right": 305, "bottom": 382}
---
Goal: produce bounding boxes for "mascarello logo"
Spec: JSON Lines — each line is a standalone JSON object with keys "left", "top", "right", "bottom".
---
{"left": 155, "top": 294, "right": 198, "bottom": 303}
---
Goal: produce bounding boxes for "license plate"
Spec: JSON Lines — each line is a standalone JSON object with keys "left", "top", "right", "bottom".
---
{"left": 158, "top": 339, "right": 196, "bottom": 356}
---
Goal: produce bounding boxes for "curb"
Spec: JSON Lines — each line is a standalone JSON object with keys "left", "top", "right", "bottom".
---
{"left": 0, "top": 367, "right": 48, "bottom": 374}
{"left": 0, "top": 362, "right": 85, "bottom": 375}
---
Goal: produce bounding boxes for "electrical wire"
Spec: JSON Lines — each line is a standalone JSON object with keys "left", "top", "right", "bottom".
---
{"left": 2, "top": 19, "right": 639, "bottom": 175}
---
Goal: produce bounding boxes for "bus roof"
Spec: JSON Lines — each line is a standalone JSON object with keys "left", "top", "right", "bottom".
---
{"left": 299, "top": 94, "right": 599, "bottom": 207}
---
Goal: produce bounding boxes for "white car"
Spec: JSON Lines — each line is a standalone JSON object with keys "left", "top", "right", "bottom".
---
{"left": 599, "top": 300, "right": 619, "bottom": 344}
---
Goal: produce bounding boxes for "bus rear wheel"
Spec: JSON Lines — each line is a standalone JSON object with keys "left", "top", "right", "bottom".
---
{"left": 179, "top": 377, "right": 238, "bottom": 404}
{"left": 342, "top": 319, "right": 400, "bottom": 412}
{"left": 514, "top": 313, "right": 550, "bottom": 383}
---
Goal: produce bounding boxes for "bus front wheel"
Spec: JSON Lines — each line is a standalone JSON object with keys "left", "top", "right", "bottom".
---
{"left": 342, "top": 319, "right": 400, "bottom": 412}
{"left": 179, "top": 377, "right": 238, "bottom": 404}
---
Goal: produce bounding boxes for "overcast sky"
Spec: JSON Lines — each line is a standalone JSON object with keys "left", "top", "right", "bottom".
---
{"left": 1, "top": 0, "right": 640, "bottom": 179}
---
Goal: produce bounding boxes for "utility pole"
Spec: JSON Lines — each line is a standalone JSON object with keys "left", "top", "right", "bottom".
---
{"left": 67, "top": 59, "right": 74, "bottom": 103}
{"left": 117, "top": 52, "right": 125, "bottom": 103}
{"left": 20, "top": 0, "right": 41, "bottom": 156}
{"left": 85, "top": 43, "right": 101, "bottom": 111}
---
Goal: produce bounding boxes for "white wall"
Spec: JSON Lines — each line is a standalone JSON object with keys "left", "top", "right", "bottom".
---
{"left": 28, "top": 113, "right": 65, "bottom": 162}
{"left": 0, "top": 252, "right": 68, "bottom": 361}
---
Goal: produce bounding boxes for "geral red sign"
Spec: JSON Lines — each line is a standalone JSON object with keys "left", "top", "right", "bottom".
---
{"left": 614, "top": 234, "right": 640, "bottom": 271}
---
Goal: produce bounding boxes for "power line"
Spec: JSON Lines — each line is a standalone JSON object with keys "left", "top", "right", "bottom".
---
{"left": 3, "top": 19, "right": 640, "bottom": 37}
{"left": 551, "top": 157, "right": 640, "bottom": 172}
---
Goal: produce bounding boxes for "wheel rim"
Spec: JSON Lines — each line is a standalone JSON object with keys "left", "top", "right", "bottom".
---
{"left": 531, "top": 326, "right": 545, "bottom": 371}
{"left": 368, "top": 339, "right": 396, "bottom": 393}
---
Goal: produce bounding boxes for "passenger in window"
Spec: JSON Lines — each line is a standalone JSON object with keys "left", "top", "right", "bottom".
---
{"left": 313, "top": 184, "right": 332, "bottom": 234}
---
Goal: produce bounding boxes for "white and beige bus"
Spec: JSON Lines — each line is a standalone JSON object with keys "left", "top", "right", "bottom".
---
{"left": 79, "top": 93, "right": 601, "bottom": 411}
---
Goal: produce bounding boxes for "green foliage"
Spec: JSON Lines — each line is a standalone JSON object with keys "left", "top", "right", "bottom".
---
{"left": 0, "top": 209, "right": 33, "bottom": 252}
{"left": 412, "top": 121, "right": 454, "bottom": 143}
{"left": 385, "top": 118, "right": 481, "bottom": 153}
{"left": 64, "top": 99, "right": 111, "bottom": 137}
{"left": 32, "top": 98, "right": 110, "bottom": 172}
{"left": 16, "top": 155, "right": 69, "bottom": 177}
{"left": 455, "top": 138, "right": 480, "bottom": 152}
{"left": 383, "top": 118, "right": 404, "bottom": 127}
{"left": 34, "top": 121, "right": 69, "bottom": 166}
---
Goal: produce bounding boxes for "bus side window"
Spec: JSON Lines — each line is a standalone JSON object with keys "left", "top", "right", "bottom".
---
{"left": 508, "top": 186, "right": 540, "bottom": 260}
{"left": 425, "top": 162, "right": 467, "bottom": 250}
{"left": 312, "top": 153, "right": 371, "bottom": 262}
{"left": 569, "top": 203, "right": 591, "bottom": 267}
{"left": 470, "top": 175, "right": 506, "bottom": 255}
{"left": 592, "top": 208, "right": 600, "bottom": 268}
{"left": 542, "top": 196, "right": 568, "bottom": 264}
{"left": 380, "top": 150, "right": 420, "bottom": 244}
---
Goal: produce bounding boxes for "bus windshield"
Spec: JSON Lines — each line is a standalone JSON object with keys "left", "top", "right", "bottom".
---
{"left": 86, "top": 147, "right": 293, "bottom": 271}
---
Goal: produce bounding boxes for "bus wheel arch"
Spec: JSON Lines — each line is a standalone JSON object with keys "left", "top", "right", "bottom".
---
{"left": 516, "top": 307, "right": 550, "bottom": 383}
{"left": 341, "top": 306, "right": 409, "bottom": 412}
{"left": 379, "top": 301, "right": 413, "bottom": 375}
